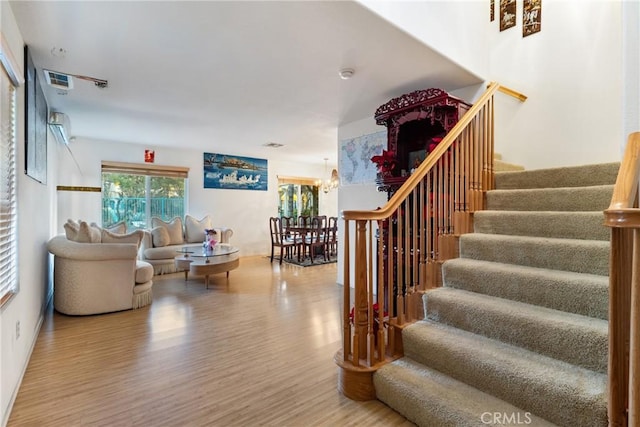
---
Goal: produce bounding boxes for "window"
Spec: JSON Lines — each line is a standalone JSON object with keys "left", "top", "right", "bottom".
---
{"left": 101, "top": 161, "right": 189, "bottom": 230}
{"left": 277, "top": 176, "right": 319, "bottom": 219}
{"left": 0, "top": 35, "right": 22, "bottom": 306}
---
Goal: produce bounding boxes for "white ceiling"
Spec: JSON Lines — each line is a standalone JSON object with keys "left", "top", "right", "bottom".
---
{"left": 9, "top": 0, "right": 482, "bottom": 166}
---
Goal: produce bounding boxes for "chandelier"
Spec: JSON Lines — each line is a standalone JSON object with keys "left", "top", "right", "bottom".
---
{"left": 317, "top": 158, "right": 339, "bottom": 193}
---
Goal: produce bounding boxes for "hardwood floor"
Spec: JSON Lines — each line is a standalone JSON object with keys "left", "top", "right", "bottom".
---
{"left": 8, "top": 256, "right": 414, "bottom": 427}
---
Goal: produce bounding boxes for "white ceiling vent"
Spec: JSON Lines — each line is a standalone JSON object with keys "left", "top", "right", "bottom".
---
{"left": 48, "top": 112, "right": 71, "bottom": 145}
{"left": 43, "top": 69, "right": 74, "bottom": 90}
{"left": 263, "top": 142, "right": 284, "bottom": 148}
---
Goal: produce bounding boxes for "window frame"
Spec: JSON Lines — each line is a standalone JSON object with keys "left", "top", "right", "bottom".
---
{"left": 277, "top": 175, "right": 320, "bottom": 220}
{"left": 101, "top": 161, "right": 189, "bottom": 230}
{"left": 0, "top": 33, "right": 24, "bottom": 307}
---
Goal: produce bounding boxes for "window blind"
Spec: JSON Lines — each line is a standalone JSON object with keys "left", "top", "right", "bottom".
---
{"left": 277, "top": 175, "right": 319, "bottom": 186}
{"left": 101, "top": 161, "right": 189, "bottom": 178}
{"left": 0, "top": 53, "right": 18, "bottom": 307}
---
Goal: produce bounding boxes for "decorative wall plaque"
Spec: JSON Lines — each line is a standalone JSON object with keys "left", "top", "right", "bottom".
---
{"left": 523, "top": 0, "right": 542, "bottom": 37}
{"left": 500, "top": 0, "right": 517, "bottom": 31}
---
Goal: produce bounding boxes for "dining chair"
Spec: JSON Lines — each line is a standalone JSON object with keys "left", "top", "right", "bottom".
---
{"left": 299, "top": 216, "right": 329, "bottom": 263}
{"left": 269, "top": 217, "right": 298, "bottom": 264}
{"left": 297, "top": 215, "right": 311, "bottom": 229}
{"left": 282, "top": 216, "right": 295, "bottom": 228}
{"left": 314, "top": 215, "right": 327, "bottom": 229}
{"left": 327, "top": 216, "right": 338, "bottom": 256}
{"left": 281, "top": 216, "right": 295, "bottom": 236}
{"left": 281, "top": 216, "right": 299, "bottom": 258}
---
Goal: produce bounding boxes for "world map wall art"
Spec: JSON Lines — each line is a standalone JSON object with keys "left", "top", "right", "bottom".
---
{"left": 203, "top": 153, "right": 268, "bottom": 191}
{"left": 338, "top": 131, "right": 386, "bottom": 186}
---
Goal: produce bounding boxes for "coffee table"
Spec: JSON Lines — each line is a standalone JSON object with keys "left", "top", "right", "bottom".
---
{"left": 175, "top": 244, "right": 240, "bottom": 288}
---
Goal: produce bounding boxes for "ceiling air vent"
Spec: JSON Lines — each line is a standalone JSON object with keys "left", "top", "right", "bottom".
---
{"left": 43, "top": 69, "right": 74, "bottom": 90}
{"left": 263, "top": 142, "right": 284, "bottom": 148}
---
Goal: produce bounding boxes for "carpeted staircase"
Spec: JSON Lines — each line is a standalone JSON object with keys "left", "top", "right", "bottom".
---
{"left": 373, "top": 162, "right": 620, "bottom": 427}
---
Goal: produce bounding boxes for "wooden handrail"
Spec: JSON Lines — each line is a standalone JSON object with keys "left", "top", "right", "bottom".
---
{"left": 343, "top": 82, "right": 501, "bottom": 221}
{"left": 497, "top": 85, "right": 528, "bottom": 102}
{"left": 336, "top": 82, "right": 525, "bottom": 401}
{"left": 606, "top": 133, "right": 640, "bottom": 213}
{"left": 604, "top": 132, "right": 640, "bottom": 427}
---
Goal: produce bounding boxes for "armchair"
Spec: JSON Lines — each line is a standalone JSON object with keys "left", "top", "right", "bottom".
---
{"left": 47, "top": 235, "right": 154, "bottom": 315}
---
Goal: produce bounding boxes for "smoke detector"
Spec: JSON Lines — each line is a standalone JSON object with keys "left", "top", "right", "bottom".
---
{"left": 339, "top": 68, "right": 355, "bottom": 80}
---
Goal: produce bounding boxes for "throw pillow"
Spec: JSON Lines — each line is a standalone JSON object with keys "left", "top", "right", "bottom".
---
{"left": 63, "top": 219, "right": 79, "bottom": 240}
{"left": 151, "top": 226, "right": 171, "bottom": 248}
{"left": 89, "top": 222, "right": 103, "bottom": 234}
{"left": 92, "top": 221, "right": 127, "bottom": 235}
{"left": 102, "top": 229, "right": 144, "bottom": 249}
{"left": 184, "top": 214, "right": 212, "bottom": 243}
{"left": 75, "top": 221, "right": 101, "bottom": 243}
{"left": 151, "top": 217, "right": 183, "bottom": 245}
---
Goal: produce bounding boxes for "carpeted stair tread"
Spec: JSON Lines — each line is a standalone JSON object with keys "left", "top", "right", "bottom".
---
{"left": 494, "top": 162, "right": 619, "bottom": 189}
{"left": 473, "top": 210, "right": 609, "bottom": 241}
{"left": 423, "top": 288, "right": 608, "bottom": 372}
{"left": 494, "top": 158, "right": 525, "bottom": 172}
{"left": 485, "top": 185, "right": 613, "bottom": 212}
{"left": 398, "top": 321, "right": 607, "bottom": 427}
{"left": 374, "top": 357, "right": 559, "bottom": 427}
{"left": 375, "top": 162, "right": 615, "bottom": 427}
{"left": 441, "top": 258, "right": 609, "bottom": 319}
{"left": 459, "top": 233, "right": 609, "bottom": 276}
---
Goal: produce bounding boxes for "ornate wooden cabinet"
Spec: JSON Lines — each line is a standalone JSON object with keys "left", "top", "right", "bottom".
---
{"left": 374, "top": 88, "right": 471, "bottom": 302}
{"left": 374, "top": 88, "right": 471, "bottom": 194}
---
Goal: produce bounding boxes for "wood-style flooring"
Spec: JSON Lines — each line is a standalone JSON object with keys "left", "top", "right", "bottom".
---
{"left": 8, "top": 256, "right": 414, "bottom": 427}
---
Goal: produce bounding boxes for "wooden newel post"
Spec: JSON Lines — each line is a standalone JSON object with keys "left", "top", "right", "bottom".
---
{"left": 335, "top": 218, "right": 378, "bottom": 402}
{"left": 608, "top": 227, "right": 632, "bottom": 427}
{"left": 629, "top": 229, "right": 640, "bottom": 425}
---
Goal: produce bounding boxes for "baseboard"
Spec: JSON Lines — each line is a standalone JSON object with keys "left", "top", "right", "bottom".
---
{"left": 2, "top": 300, "right": 48, "bottom": 427}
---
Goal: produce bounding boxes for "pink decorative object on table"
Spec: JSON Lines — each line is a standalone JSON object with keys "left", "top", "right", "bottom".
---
{"left": 203, "top": 228, "right": 218, "bottom": 251}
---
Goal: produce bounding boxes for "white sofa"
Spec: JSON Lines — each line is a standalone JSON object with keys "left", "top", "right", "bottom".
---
{"left": 47, "top": 221, "right": 154, "bottom": 315}
{"left": 139, "top": 215, "right": 233, "bottom": 275}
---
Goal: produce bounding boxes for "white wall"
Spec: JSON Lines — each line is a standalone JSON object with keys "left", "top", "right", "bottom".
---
{"left": 336, "top": 117, "right": 388, "bottom": 286}
{"left": 56, "top": 137, "right": 338, "bottom": 257}
{"left": 361, "top": 0, "right": 628, "bottom": 170}
{"left": 360, "top": 0, "right": 489, "bottom": 81}
{"left": 1, "top": 3, "right": 55, "bottom": 425}
{"left": 623, "top": 0, "right": 640, "bottom": 143}
{"left": 489, "top": 0, "right": 623, "bottom": 169}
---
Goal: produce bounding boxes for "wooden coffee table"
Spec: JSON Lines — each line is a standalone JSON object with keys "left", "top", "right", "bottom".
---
{"left": 175, "top": 244, "right": 240, "bottom": 288}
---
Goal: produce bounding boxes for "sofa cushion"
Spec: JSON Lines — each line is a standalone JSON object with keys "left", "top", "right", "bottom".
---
{"left": 102, "top": 229, "right": 144, "bottom": 249}
{"left": 151, "top": 226, "right": 171, "bottom": 248}
{"left": 184, "top": 214, "right": 212, "bottom": 243}
{"left": 135, "top": 261, "right": 154, "bottom": 284}
{"left": 151, "top": 217, "right": 183, "bottom": 245}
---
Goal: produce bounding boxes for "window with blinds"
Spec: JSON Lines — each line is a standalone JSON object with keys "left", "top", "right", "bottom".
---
{"left": 0, "top": 42, "right": 19, "bottom": 307}
{"left": 101, "top": 161, "right": 189, "bottom": 230}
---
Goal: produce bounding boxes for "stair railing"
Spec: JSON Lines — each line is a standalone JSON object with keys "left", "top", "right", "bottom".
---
{"left": 604, "top": 131, "right": 640, "bottom": 427}
{"left": 336, "top": 82, "right": 526, "bottom": 400}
